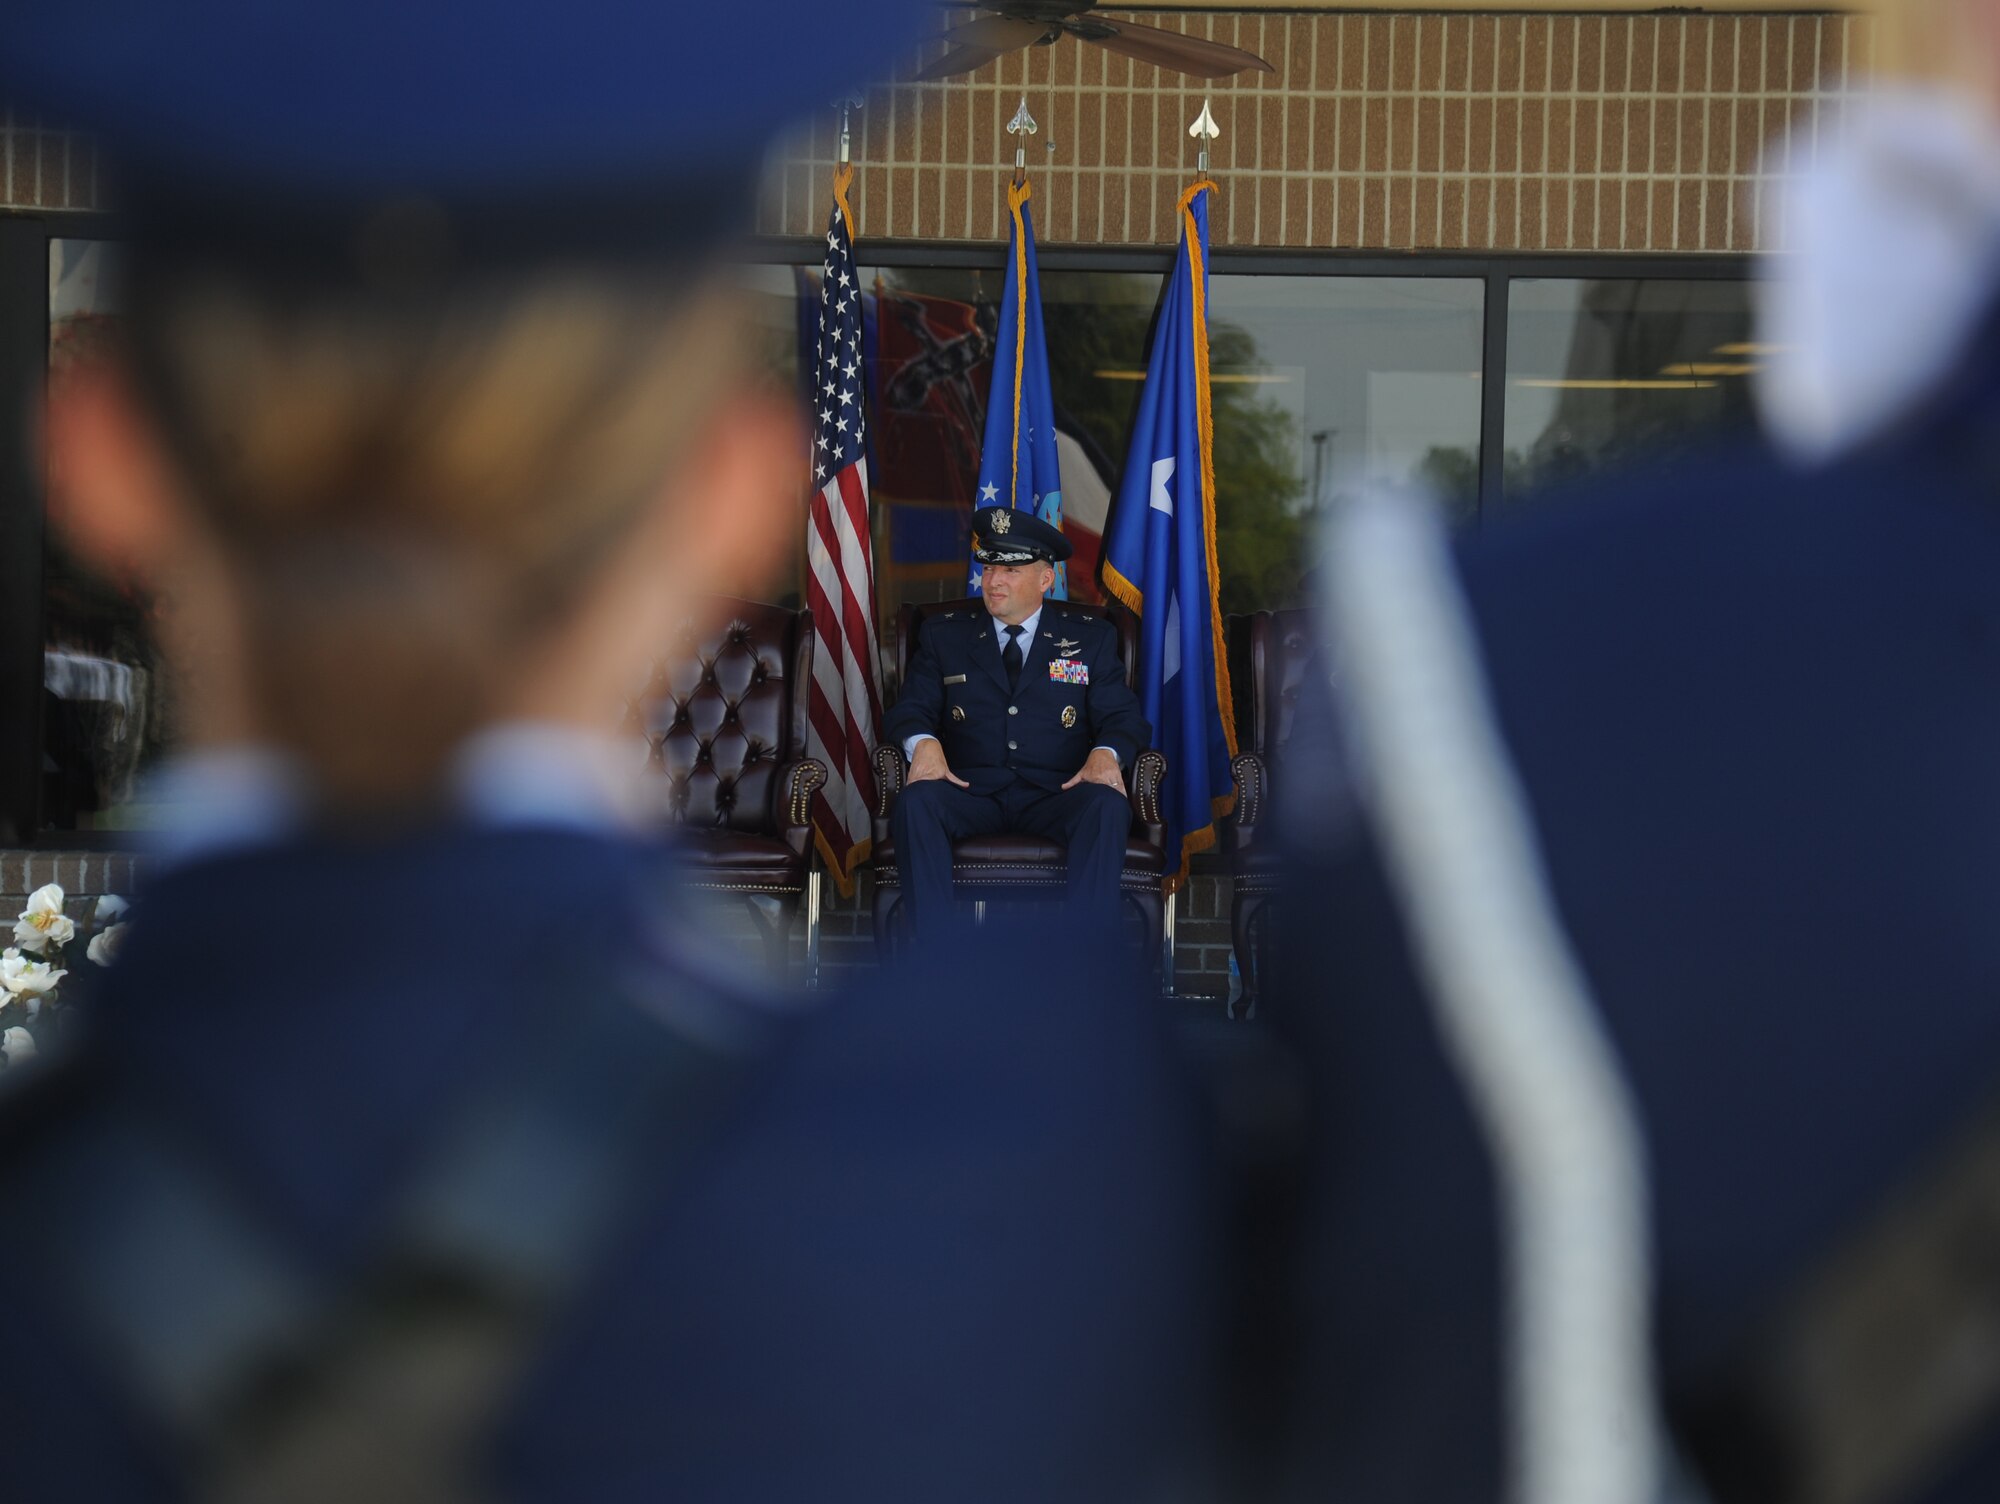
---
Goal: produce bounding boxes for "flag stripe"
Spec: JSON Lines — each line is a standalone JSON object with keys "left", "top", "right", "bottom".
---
{"left": 804, "top": 163, "right": 882, "bottom": 895}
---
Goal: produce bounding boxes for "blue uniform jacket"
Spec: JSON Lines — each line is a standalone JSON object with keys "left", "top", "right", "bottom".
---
{"left": 881, "top": 603, "right": 1150, "bottom": 793}
{"left": 1272, "top": 300, "right": 2000, "bottom": 1504}
{"left": 0, "top": 826, "right": 1213, "bottom": 1503}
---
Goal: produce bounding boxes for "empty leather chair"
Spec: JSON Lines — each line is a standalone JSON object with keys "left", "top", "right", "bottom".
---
{"left": 626, "top": 599, "right": 828, "bottom": 973}
{"left": 1225, "top": 607, "right": 1321, "bottom": 1009}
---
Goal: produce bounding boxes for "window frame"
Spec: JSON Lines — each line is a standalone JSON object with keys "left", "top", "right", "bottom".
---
{"left": 0, "top": 212, "right": 1755, "bottom": 841}
{"left": 752, "top": 237, "right": 1759, "bottom": 530}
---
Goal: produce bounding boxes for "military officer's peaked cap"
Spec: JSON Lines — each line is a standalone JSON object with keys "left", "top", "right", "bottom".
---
{"left": 0, "top": 0, "right": 920, "bottom": 279}
{"left": 973, "top": 506, "right": 1073, "bottom": 565}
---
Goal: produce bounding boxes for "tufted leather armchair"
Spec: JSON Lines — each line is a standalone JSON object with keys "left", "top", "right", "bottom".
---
{"left": 870, "top": 597, "right": 1169, "bottom": 959}
{"left": 1225, "top": 607, "right": 1322, "bottom": 1008}
{"left": 624, "top": 598, "right": 828, "bottom": 974}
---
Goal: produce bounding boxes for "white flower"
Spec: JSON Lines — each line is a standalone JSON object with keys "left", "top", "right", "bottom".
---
{"left": 94, "top": 894, "right": 130, "bottom": 924}
{"left": 87, "top": 922, "right": 128, "bottom": 967}
{"left": 13, "top": 884, "right": 75, "bottom": 953}
{"left": 2, "top": 1026, "right": 34, "bottom": 1064}
{"left": 0, "top": 948, "right": 66, "bottom": 999}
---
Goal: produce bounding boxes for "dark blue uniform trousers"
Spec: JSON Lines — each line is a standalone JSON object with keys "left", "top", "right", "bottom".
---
{"left": 894, "top": 777, "right": 1130, "bottom": 932}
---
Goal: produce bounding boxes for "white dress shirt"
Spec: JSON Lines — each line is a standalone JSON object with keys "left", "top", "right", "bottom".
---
{"left": 140, "top": 722, "right": 652, "bottom": 871}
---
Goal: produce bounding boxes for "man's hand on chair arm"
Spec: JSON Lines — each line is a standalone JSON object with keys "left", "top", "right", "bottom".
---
{"left": 1062, "top": 746, "right": 1126, "bottom": 795}
{"left": 905, "top": 736, "right": 969, "bottom": 787}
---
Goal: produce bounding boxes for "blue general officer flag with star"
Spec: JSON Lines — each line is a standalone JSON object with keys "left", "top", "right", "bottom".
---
{"left": 970, "top": 179, "right": 1065, "bottom": 598}
{"left": 1102, "top": 180, "right": 1237, "bottom": 892}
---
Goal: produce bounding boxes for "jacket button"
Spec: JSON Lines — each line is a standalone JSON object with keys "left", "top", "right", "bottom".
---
{"left": 1007, "top": 705, "right": 1018, "bottom": 716}
{"left": 1008, "top": 740, "right": 1018, "bottom": 750}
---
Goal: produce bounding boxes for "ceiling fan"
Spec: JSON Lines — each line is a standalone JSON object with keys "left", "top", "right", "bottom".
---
{"left": 912, "top": 2, "right": 1275, "bottom": 82}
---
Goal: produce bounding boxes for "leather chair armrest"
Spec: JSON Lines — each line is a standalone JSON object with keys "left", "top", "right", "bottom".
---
{"left": 872, "top": 744, "right": 904, "bottom": 817}
{"left": 768, "top": 757, "right": 828, "bottom": 833}
{"left": 1230, "top": 750, "right": 1268, "bottom": 850}
{"left": 871, "top": 744, "right": 905, "bottom": 855}
{"left": 1130, "top": 747, "right": 1167, "bottom": 849}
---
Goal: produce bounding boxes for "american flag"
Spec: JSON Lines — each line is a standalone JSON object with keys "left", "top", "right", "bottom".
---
{"left": 804, "top": 163, "right": 883, "bottom": 896}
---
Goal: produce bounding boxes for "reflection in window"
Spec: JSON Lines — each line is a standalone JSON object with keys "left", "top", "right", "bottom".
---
{"left": 1504, "top": 279, "right": 1757, "bottom": 502}
{"left": 44, "top": 240, "right": 171, "bottom": 833}
{"left": 848, "top": 267, "right": 1484, "bottom": 624}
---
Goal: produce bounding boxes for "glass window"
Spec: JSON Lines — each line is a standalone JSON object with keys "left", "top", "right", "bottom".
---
{"left": 1503, "top": 278, "right": 1758, "bottom": 503}
{"left": 850, "top": 266, "right": 1485, "bottom": 626}
{"left": 730, "top": 261, "right": 812, "bottom": 609}
{"left": 43, "top": 239, "right": 171, "bottom": 834}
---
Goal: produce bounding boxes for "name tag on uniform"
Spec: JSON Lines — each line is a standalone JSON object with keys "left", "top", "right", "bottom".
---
{"left": 1049, "top": 660, "right": 1089, "bottom": 685}
{"left": 943, "top": 674, "right": 967, "bottom": 685}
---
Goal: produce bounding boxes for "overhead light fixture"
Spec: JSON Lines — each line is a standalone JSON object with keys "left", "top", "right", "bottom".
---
{"left": 1513, "top": 378, "right": 1719, "bottom": 390}
{"left": 1712, "top": 342, "right": 1788, "bottom": 356}
{"left": 1659, "top": 362, "right": 1759, "bottom": 377}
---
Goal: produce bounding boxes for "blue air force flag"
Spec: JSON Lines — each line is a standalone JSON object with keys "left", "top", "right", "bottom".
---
{"left": 1101, "top": 180, "right": 1237, "bottom": 892}
{"left": 970, "top": 179, "right": 1065, "bottom": 597}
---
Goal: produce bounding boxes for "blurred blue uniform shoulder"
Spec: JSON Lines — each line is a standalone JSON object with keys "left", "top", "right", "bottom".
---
{"left": 0, "top": 826, "right": 1213, "bottom": 1502}
{"left": 1274, "top": 305, "right": 2000, "bottom": 1503}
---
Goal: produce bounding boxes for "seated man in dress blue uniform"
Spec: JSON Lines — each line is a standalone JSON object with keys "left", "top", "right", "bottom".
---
{"left": 883, "top": 507, "right": 1150, "bottom": 931}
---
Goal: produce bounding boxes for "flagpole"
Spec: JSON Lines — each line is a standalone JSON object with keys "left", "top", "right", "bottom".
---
{"left": 805, "top": 87, "right": 884, "bottom": 943}
{"left": 834, "top": 87, "right": 863, "bottom": 168}
{"left": 1007, "top": 93, "right": 1036, "bottom": 188}
{"left": 818, "top": 86, "right": 866, "bottom": 970}
{"left": 1189, "top": 97, "right": 1218, "bottom": 178}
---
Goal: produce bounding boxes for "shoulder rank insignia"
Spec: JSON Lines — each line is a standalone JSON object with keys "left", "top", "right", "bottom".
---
{"left": 1061, "top": 705, "right": 1078, "bottom": 728}
{"left": 1049, "top": 659, "right": 1090, "bottom": 685}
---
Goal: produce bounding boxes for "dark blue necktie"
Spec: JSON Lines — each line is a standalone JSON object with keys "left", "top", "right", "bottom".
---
{"left": 1003, "top": 624, "right": 1024, "bottom": 691}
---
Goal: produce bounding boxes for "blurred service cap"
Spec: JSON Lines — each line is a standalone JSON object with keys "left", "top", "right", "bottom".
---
{"left": 0, "top": 0, "right": 919, "bottom": 279}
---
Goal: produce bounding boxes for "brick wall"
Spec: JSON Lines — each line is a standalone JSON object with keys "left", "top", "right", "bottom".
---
{"left": 2, "top": 856, "right": 1238, "bottom": 999}
{"left": 760, "top": 7, "right": 1868, "bottom": 253}
{"left": 7, "top": 12, "right": 1874, "bottom": 250}
{"left": 798, "top": 871, "right": 1240, "bottom": 996}
{"left": 0, "top": 850, "right": 145, "bottom": 920}
{"left": 1, "top": 111, "right": 102, "bottom": 211}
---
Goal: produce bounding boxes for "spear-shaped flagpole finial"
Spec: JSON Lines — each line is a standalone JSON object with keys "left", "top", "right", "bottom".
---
{"left": 1006, "top": 94, "right": 1038, "bottom": 186}
{"left": 1188, "top": 97, "right": 1220, "bottom": 175}
{"left": 834, "top": 88, "right": 865, "bottom": 167}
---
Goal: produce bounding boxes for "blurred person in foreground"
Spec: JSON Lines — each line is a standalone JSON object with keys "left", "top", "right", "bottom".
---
{"left": 0, "top": 7, "right": 1211, "bottom": 1502}
{"left": 1267, "top": 1, "right": 2000, "bottom": 1502}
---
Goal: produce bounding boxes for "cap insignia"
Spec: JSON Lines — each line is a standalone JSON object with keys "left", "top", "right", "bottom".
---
{"left": 991, "top": 509, "right": 1012, "bottom": 535}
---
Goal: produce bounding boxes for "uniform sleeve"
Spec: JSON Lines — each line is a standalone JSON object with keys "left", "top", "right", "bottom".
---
{"left": 1084, "top": 623, "right": 1150, "bottom": 767}
{"left": 881, "top": 626, "right": 947, "bottom": 752}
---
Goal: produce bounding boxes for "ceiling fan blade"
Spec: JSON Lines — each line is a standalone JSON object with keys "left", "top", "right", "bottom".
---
{"left": 911, "top": 40, "right": 1020, "bottom": 82}
{"left": 1083, "top": 18, "right": 1275, "bottom": 79}
{"left": 910, "top": 13, "right": 1045, "bottom": 81}
{"left": 938, "top": 15, "right": 1047, "bottom": 51}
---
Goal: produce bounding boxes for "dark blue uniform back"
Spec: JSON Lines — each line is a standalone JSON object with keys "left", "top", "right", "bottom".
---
{"left": 0, "top": 828, "right": 1213, "bottom": 1503}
